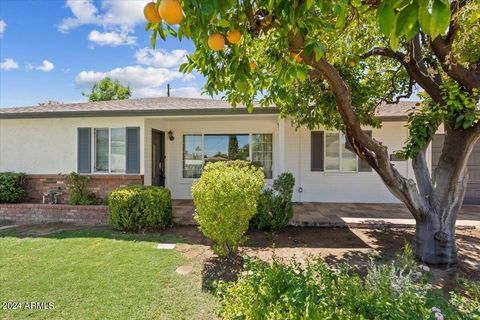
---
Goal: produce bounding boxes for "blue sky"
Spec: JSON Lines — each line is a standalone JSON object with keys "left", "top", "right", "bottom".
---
{"left": 0, "top": 0, "right": 206, "bottom": 108}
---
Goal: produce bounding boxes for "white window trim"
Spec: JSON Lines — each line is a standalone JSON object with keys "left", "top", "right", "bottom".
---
{"left": 324, "top": 132, "right": 358, "bottom": 173}
{"left": 92, "top": 127, "right": 128, "bottom": 175}
{"left": 181, "top": 132, "right": 274, "bottom": 181}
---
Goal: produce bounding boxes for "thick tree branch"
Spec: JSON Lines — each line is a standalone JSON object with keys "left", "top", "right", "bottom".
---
{"left": 290, "top": 31, "right": 429, "bottom": 218}
{"left": 430, "top": 37, "right": 480, "bottom": 91}
{"left": 429, "top": 0, "right": 480, "bottom": 91}
{"left": 362, "top": 44, "right": 444, "bottom": 103}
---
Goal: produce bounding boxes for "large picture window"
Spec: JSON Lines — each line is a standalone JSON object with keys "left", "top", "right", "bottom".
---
{"left": 325, "top": 132, "right": 358, "bottom": 172}
{"left": 182, "top": 133, "right": 273, "bottom": 179}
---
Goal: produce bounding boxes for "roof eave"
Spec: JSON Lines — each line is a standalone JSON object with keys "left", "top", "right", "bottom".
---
{"left": 0, "top": 107, "right": 278, "bottom": 119}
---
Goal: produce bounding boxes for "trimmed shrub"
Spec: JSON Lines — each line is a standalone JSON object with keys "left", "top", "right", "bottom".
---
{"left": 0, "top": 172, "right": 27, "bottom": 203}
{"left": 109, "top": 185, "right": 172, "bottom": 231}
{"left": 251, "top": 172, "right": 295, "bottom": 231}
{"left": 64, "top": 172, "right": 104, "bottom": 205}
{"left": 192, "top": 160, "right": 264, "bottom": 257}
{"left": 217, "top": 246, "right": 479, "bottom": 320}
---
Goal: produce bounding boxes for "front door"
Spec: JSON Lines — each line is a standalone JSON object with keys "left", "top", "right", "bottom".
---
{"left": 152, "top": 130, "right": 165, "bottom": 187}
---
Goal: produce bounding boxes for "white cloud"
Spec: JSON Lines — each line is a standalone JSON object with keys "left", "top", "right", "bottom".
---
{"left": 100, "top": 0, "right": 145, "bottom": 30}
{"left": 135, "top": 48, "right": 188, "bottom": 68}
{"left": 76, "top": 65, "right": 193, "bottom": 92}
{"left": 29, "top": 60, "right": 55, "bottom": 72}
{"left": 58, "top": 0, "right": 100, "bottom": 33}
{"left": 58, "top": 0, "right": 145, "bottom": 45}
{"left": 88, "top": 30, "right": 136, "bottom": 46}
{"left": 0, "top": 20, "right": 6, "bottom": 37}
{"left": 0, "top": 58, "right": 18, "bottom": 70}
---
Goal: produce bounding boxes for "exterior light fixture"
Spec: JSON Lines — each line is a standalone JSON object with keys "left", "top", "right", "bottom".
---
{"left": 168, "top": 130, "right": 174, "bottom": 141}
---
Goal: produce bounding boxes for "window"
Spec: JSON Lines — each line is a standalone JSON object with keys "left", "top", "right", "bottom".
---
{"left": 325, "top": 132, "right": 358, "bottom": 172}
{"left": 94, "top": 129, "right": 109, "bottom": 172}
{"left": 183, "top": 135, "right": 202, "bottom": 178}
{"left": 252, "top": 134, "right": 273, "bottom": 179}
{"left": 93, "top": 128, "right": 128, "bottom": 173}
{"left": 204, "top": 134, "right": 249, "bottom": 162}
{"left": 111, "top": 128, "right": 126, "bottom": 173}
{"left": 182, "top": 133, "right": 273, "bottom": 179}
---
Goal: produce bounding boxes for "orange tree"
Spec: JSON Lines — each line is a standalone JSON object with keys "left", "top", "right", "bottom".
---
{"left": 146, "top": 0, "right": 480, "bottom": 265}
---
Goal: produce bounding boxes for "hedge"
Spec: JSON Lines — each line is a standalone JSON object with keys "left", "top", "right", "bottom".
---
{"left": 109, "top": 185, "right": 173, "bottom": 231}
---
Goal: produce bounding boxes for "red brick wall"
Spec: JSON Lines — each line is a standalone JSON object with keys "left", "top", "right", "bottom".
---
{"left": 24, "top": 174, "right": 144, "bottom": 204}
{"left": 0, "top": 204, "right": 109, "bottom": 225}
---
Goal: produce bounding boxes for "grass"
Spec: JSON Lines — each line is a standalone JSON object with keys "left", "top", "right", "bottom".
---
{"left": 0, "top": 228, "right": 218, "bottom": 320}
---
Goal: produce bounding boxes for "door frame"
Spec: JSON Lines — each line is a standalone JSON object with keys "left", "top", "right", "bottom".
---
{"left": 151, "top": 129, "right": 166, "bottom": 187}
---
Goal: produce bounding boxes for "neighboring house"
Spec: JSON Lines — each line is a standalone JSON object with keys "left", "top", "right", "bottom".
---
{"left": 0, "top": 97, "right": 478, "bottom": 204}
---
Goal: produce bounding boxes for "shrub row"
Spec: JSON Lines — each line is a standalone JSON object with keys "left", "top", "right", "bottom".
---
{"left": 217, "top": 246, "right": 480, "bottom": 319}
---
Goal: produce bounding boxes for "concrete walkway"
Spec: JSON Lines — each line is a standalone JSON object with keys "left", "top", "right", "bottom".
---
{"left": 173, "top": 200, "right": 480, "bottom": 229}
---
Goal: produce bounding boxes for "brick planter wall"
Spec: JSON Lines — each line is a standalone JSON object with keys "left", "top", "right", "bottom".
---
{"left": 24, "top": 174, "right": 144, "bottom": 203}
{"left": 0, "top": 204, "right": 109, "bottom": 225}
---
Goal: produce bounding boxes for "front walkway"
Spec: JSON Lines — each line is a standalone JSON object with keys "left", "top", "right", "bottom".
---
{"left": 173, "top": 200, "right": 480, "bottom": 228}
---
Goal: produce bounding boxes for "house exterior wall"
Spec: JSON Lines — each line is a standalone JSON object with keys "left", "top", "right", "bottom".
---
{"left": 283, "top": 119, "right": 411, "bottom": 203}
{"left": 1, "top": 115, "right": 414, "bottom": 204}
{"left": 0, "top": 117, "right": 145, "bottom": 174}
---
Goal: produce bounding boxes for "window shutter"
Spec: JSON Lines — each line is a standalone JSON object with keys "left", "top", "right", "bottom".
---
{"left": 359, "top": 130, "right": 373, "bottom": 172}
{"left": 77, "top": 128, "right": 91, "bottom": 173}
{"left": 126, "top": 127, "right": 140, "bottom": 174}
{"left": 311, "top": 131, "right": 324, "bottom": 171}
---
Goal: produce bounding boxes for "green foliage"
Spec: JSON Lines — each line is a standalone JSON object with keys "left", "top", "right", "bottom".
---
{"left": 82, "top": 77, "right": 131, "bottom": 102}
{"left": 192, "top": 160, "right": 264, "bottom": 257}
{"left": 109, "top": 185, "right": 173, "bottom": 231}
{"left": 251, "top": 172, "right": 295, "bottom": 232}
{"left": 217, "top": 247, "right": 477, "bottom": 320}
{"left": 0, "top": 172, "right": 27, "bottom": 203}
{"left": 449, "top": 277, "right": 480, "bottom": 317}
{"left": 400, "top": 82, "right": 479, "bottom": 159}
{"left": 64, "top": 172, "right": 104, "bottom": 205}
{"left": 378, "top": 0, "right": 451, "bottom": 50}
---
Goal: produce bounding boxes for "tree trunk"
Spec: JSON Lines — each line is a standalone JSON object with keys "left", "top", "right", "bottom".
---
{"left": 415, "top": 213, "right": 457, "bottom": 265}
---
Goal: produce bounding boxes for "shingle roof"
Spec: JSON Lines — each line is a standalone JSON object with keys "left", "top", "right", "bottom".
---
{"left": 0, "top": 96, "right": 416, "bottom": 120}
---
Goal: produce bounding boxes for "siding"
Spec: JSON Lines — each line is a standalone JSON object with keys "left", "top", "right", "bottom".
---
{"left": 0, "top": 117, "right": 145, "bottom": 174}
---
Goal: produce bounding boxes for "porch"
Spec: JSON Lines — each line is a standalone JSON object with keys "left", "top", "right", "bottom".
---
{"left": 173, "top": 200, "right": 480, "bottom": 229}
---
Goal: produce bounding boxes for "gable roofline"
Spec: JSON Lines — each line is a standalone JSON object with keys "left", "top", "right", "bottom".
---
{"left": 0, "top": 96, "right": 414, "bottom": 121}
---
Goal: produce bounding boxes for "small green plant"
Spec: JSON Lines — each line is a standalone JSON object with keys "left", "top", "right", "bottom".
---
{"left": 217, "top": 248, "right": 478, "bottom": 320}
{"left": 64, "top": 172, "right": 103, "bottom": 205}
{"left": 0, "top": 172, "right": 27, "bottom": 203}
{"left": 192, "top": 160, "right": 264, "bottom": 257}
{"left": 250, "top": 172, "right": 295, "bottom": 232}
{"left": 109, "top": 185, "right": 173, "bottom": 231}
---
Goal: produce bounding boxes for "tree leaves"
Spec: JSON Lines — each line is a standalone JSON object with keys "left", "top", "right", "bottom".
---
{"left": 430, "top": 0, "right": 451, "bottom": 39}
{"left": 378, "top": 0, "right": 451, "bottom": 50}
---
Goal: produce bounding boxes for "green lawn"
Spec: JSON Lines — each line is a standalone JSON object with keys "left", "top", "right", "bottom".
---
{"left": 0, "top": 228, "right": 217, "bottom": 320}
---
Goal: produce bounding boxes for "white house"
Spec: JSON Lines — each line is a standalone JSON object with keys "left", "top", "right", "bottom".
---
{"left": 0, "top": 97, "right": 478, "bottom": 204}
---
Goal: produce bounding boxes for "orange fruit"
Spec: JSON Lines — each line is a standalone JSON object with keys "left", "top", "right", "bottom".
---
{"left": 208, "top": 33, "right": 225, "bottom": 51}
{"left": 226, "top": 30, "right": 241, "bottom": 44}
{"left": 249, "top": 61, "right": 257, "bottom": 70}
{"left": 347, "top": 58, "right": 356, "bottom": 67}
{"left": 290, "top": 52, "right": 302, "bottom": 63}
{"left": 144, "top": 2, "right": 161, "bottom": 23}
{"left": 159, "top": 0, "right": 183, "bottom": 25}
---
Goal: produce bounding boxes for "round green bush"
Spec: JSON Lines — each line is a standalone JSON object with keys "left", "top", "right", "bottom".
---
{"left": 108, "top": 185, "right": 173, "bottom": 231}
{"left": 250, "top": 172, "right": 295, "bottom": 232}
{"left": 0, "top": 172, "right": 27, "bottom": 203}
{"left": 192, "top": 160, "right": 264, "bottom": 257}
